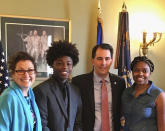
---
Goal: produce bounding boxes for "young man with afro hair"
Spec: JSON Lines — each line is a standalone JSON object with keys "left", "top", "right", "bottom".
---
{"left": 33, "top": 41, "right": 82, "bottom": 131}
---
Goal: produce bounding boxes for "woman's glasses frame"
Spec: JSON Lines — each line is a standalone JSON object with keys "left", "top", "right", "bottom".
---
{"left": 15, "top": 69, "right": 35, "bottom": 75}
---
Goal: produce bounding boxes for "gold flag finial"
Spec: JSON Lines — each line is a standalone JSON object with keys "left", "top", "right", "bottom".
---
{"left": 98, "top": 0, "right": 101, "bottom": 18}
{"left": 98, "top": 0, "right": 102, "bottom": 18}
{"left": 122, "top": 2, "right": 127, "bottom": 12}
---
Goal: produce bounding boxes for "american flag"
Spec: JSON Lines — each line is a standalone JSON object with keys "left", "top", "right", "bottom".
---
{"left": 0, "top": 41, "right": 10, "bottom": 94}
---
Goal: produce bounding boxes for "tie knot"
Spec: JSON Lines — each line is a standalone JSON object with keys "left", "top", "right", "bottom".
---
{"left": 102, "top": 79, "right": 106, "bottom": 83}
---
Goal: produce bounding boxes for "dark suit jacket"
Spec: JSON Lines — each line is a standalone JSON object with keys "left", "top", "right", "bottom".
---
{"left": 72, "top": 72, "right": 126, "bottom": 131}
{"left": 33, "top": 76, "right": 82, "bottom": 131}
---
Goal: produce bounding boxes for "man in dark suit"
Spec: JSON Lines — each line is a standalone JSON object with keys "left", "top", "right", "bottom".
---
{"left": 72, "top": 43, "right": 126, "bottom": 131}
{"left": 33, "top": 41, "right": 82, "bottom": 131}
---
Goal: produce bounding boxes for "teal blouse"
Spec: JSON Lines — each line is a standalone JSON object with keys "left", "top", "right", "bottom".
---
{"left": 0, "top": 81, "right": 42, "bottom": 131}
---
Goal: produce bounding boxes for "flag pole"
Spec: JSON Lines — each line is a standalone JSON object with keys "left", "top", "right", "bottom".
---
{"left": 122, "top": 2, "right": 127, "bottom": 12}
{"left": 97, "top": 0, "right": 104, "bottom": 45}
{"left": 98, "top": 0, "right": 101, "bottom": 18}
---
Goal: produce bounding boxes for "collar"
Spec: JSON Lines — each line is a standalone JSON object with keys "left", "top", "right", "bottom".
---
{"left": 146, "top": 81, "right": 154, "bottom": 95}
{"left": 130, "top": 81, "right": 154, "bottom": 96}
{"left": 93, "top": 71, "right": 110, "bottom": 83}
{"left": 11, "top": 81, "right": 32, "bottom": 98}
{"left": 52, "top": 75, "right": 69, "bottom": 89}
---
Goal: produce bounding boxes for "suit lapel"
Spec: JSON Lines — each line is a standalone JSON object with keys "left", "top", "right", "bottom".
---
{"left": 109, "top": 73, "right": 118, "bottom": 114}
{"left": 110, "top": 73, "right": 115, "bottom": 98}
{"left": 67, "top": 83, "right": 72, "bottom": 125}
{"left": 50, "top": 80, "right": 68, "bottom": 120}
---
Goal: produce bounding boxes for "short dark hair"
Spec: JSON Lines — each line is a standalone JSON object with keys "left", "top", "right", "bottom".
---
{"left": 92, "top": 43, "right": 113, "bottom": 59}
{"left": 131, "top": 56, "right": 154, "bottom": 72}
{"left": 46, "top": 41, "right": 79, "bottom": 67}
{"left": 8, "top": 51, "right": 36, "bottom": 75}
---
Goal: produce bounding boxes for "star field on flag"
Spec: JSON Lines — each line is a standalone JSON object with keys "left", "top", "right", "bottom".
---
{"left": 0, "top": 42, "right": 10, "bottom": 94}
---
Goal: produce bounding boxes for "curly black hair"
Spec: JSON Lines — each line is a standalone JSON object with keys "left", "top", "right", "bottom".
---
{"left": 8, "top": 51, "right": 37, "bottom": 75}
{"left": 46, "top": 41, "right": 79, "bottom": 67}
{"left": 131, "top": 56, "right": 154, "bottom": 72}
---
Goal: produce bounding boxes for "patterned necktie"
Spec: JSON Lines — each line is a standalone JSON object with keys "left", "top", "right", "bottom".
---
{"left": 102, "top": 79, "right": 110, "bottom": 131}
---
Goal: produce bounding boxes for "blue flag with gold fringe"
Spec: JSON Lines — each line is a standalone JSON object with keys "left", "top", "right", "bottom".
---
{"left": 114, "top": 3, "right": 132, "bottom": 88}
{"left": 0, "top": 41, "right": 10, "bottom": 94}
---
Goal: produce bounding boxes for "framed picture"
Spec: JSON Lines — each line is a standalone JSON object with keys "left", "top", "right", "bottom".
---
{"left": 0, "top": 15, "right": 71, "bottom": 79}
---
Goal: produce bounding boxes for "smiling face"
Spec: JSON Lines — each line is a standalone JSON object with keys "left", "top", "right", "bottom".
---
{"left": 12, "top": 60, "right": 36, "bottom": 89}
{"left": 92, "top": 47, "right": 113, "bottom": 78}
{"left": 52, "top": 56, "right": 73, "bottom": 82}
{"left": 132, "top": 61, "right": 151, "bottom": 86}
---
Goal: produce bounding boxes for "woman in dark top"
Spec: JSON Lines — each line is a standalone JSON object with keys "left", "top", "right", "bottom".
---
{"left": 122, "top": 56, "right": 165, "bottom": 131}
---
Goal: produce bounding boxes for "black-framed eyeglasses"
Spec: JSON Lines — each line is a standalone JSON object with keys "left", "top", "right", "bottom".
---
{"left": 15, "top": 69, "right": 35, "bottom": 75}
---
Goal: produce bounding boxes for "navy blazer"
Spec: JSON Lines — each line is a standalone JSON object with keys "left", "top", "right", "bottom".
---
{"left": 72, "top": 72, "right": 126, "bottom": 131}
{"left": 33, "top": 76, "right": 82, "bottom": 131}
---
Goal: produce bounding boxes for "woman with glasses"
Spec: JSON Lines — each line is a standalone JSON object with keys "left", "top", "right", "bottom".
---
{"left": 0, "top": 51, "right": 42, "bottom": 131}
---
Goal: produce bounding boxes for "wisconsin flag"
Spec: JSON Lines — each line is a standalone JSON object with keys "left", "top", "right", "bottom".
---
{"left": 97, "top": 18, "right": 103, "bottom": 45}
{"left": 114, "top": 3, "right": 132, "bottom": 87}
{"left": 0, "top": 41, "right": 10, "bottom": 94}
